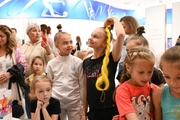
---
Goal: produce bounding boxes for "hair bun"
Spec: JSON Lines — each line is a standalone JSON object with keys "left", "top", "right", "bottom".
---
{"left": 136, "top": 26, "right": 145, "bottom": 36}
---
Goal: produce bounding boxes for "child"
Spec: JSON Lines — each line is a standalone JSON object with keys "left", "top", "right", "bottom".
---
{"left": 116, "top": 26, "right": 165, "bottom": 87}
{"left": 25, "top": 56, "right": 46, "bottom": 85}
{"left": 46, "top": 32, "right": 84, "bottom": 120}
{"left": 25, "top": 56, "right": 46, "bottom": 118}
{"left": 115, "top": 47, "right": 159, "bottom": 120}
{"left": 82, "top": 17, "right": 125, "bottom": 120}
{"left": 153, "top": 46, "right": 180, "bottom": 120}
{"left": 29, "top": 75, "right": 61, "bottom": 120}
{"left": 74, "top": 49, "right": 93, "bottom": 60}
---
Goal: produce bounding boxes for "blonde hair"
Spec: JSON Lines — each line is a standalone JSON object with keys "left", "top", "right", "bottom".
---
{"left": 26, "top": 23, "right": 40, "bottom": 34}
{"left": 54, "top": 31, "right": 71, "bottom": 45}
{"left": 28, "top": 75, "right": 52, "bottom": 100}
{"left": 120, "top": 47, "right": 155, "bottom": 83}
{"left": 74, "top": 50, "right": 87, "bottom": 60}
{"left": 95, "top": 26, "right": 112, "bottom": 102}
{"left": 76, "top": 36, "right": 82, "bottom": 45}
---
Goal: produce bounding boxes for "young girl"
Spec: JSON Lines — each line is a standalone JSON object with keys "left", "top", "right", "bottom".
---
{"left": 116, "top": 26, "right": 165, "bottom": 87}
{"left": 46, "top": 32, "right": 84, "bottom": 120}
{"left": 82, "top": 17, "right": 125, "bottom": 120}
{"left": 29, "top": 75, "right": 61, "bottom": 120}
{"left": 25, "top": 56, "right": 46, "bottom": 118}
{"left": 153, "top": 46, "right": 180, "bottom": 120}
{"left": 115, "top": 47, "right": 158, "bottom": 120}
{"left": 25, "top": 56, "right": 46, "bottom": 85}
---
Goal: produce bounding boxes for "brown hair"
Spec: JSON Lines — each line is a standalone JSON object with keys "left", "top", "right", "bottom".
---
{"left": 76, "top": 36, "right": 82, "bottom": 45}
{"left": 0, "top": 25, "right": 17, "bottom": 57}
{"left": 40, "top": 24, "right": 51, "bottom": 35}
{"left": 120, "top": 16, "right": 139, "bottom": 35}
{"left": 31, "top": 56, "right": 45, "bottom": 66}
{"left": 28, "top": 75, "right": 52, "bottom": 100}
{"left": 160, "top": 46, "right": 180, "bottom": 70}
{"left": 126, "top": 26, "right": 149, "bottom": 48}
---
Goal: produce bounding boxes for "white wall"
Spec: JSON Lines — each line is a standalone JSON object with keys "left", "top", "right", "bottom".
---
{"left": 0, "top": 18, "right": 104, "bottom": 50}
{"left": 172, "top": 2, "right": 180, "bottom": 45}
{"left": 145, "top": 4, "right": 166, "bottom": 67}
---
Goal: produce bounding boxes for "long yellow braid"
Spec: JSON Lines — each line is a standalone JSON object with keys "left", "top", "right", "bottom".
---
{"left": 95, "top": 26, "right": 111, "bottom": 102}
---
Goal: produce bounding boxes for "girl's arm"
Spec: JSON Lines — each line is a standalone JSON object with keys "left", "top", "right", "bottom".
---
{"left": 42, "top": 102, "right": 59, "bottom": 120}
{"left": 125, "top": 113, "right": 139, "bottom": 120}
{"left": 31, "top": 100, "right": 42, "bottom": 120}
{"left": 152, "top": 87, "right": 163, "bottom": 120}
{"left": 104, "top": 17, "right": 125, "bottom": 62}
{"left": 81, "top": 73, "right": 88, "bottom": 120}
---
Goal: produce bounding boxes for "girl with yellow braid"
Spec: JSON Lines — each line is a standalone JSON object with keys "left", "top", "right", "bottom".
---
{"left": 81, "top": 17, "right": 125, "bottom": 120}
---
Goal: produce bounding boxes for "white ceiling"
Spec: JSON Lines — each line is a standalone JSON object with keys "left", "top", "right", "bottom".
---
{"left": 96, "top": 0, "right": 180, "bottom": 9}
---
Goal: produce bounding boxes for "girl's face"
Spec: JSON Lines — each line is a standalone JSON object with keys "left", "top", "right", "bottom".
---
{"left": 88, "top": 28, "right": 107, "bottom": 49}
{"left": 34, "top": 81, "right": 52, "bottom": 103}
{"left": 55, "top": 34, "right": 73, "bottom": 56}
{"left": 121, "top": 21, "right": 131, "bottom": 35}
{"left": 32, "top": 58, "right": 44, "bottom": 75}
{"left": 161, "top": 63, "right": 180, "bottom": 97}
{"left": 27, "top": 26, "right": 41, "bottom": 43}
{"left": 0, "top": 30, "right": 7, "bottom": 46}
{"left": 126, "top": 58, "right": 154, "bottom": 86}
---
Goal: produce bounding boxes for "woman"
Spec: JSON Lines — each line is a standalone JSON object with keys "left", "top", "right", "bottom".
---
{"left": 0, "top": 24, "right": 28, "bottom": 119}
{"left": 21, "top": 23, "right": 54, "bottom": 77}
{"left": 21, "top": 23, "right": 54, "bottom": 118}
{"left": 117, "top": 16, "right": 140, "bottom": 74}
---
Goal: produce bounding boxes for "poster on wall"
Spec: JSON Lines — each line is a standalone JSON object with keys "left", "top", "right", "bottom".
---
{"left": 0, "top": 0, "right": 145, "bottom": 24}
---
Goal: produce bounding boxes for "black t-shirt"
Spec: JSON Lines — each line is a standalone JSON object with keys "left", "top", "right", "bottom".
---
{"left": 83, "top": 52, "right": 118, "bottom": 109}
{"left": 31, "top": 97, "right": 61, "bottom": 120}
{"left": 116, "top": 67, "right": 165, "bottom": 85}
{"left": 76, "top": 42, "right": 81, "bottom": 50}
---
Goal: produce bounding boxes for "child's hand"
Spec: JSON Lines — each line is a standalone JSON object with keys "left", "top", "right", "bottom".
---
{"left": 80, "top": 115, "right": 87, "bottom": 120}
{"left": 37, "top": 100, "right": 43, "bottom": 110}
{"left": 42, "top": 102, "right": 49, "bottom": 109}
{"left": 112, "top": 115, "right": 119, "bottom": 120}
{"left": 104, "top": 17, "right": 114, "bottom": 27}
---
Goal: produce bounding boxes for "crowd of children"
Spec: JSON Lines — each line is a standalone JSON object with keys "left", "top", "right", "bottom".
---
{"left": 0, "top": 16, "right": 180, "bottom": 120}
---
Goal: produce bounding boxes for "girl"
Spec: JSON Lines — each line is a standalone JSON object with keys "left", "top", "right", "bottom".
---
{"left": 0, "top": 24, "right": 27, "bottom": 119}
{"left": 25, "top": 56, "right": 46, "bottom": 85}
{"left": 117, "top": 16, "right": 140, "bottom": 74}
{"left": 29, "top": 75, "right": 61, "bottom": 120}
{"left": 115, "top": 47, "right": 158, "bottom": 120}
{"left": 116, "top": 26, "right": 165, "bottom": 87}
{"left": 25, "top": 56, "right": 46, "bottom": 118}
{"left": 46, "top": 32, "right": 84, "bottom": 120}
{"left": 71, "top": 36, "right": 82, "bottom": 55}
{"left": 153, "top": 46, "right": 180, "bottom": 120}
{"left": 81, "top": 17, "right": 125, "bottom": 120}
{"left": 21, "top": 23, "right": 54, "bottom": 78}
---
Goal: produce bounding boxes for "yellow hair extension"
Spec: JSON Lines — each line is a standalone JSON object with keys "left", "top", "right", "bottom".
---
{"left": 95, "top": 26, "right": 111, "bottom": 101}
